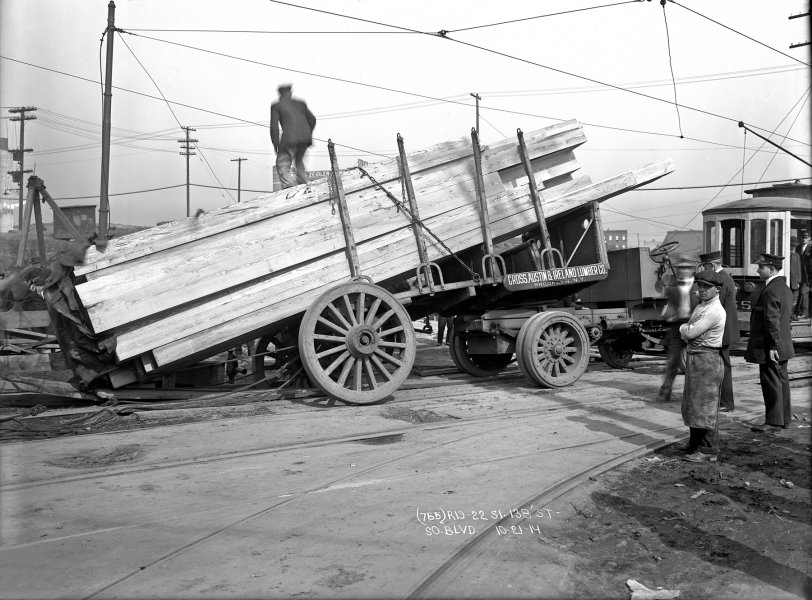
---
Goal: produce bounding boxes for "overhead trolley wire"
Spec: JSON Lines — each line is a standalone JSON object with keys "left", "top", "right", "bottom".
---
{"left": 266, "top": 0, "right": 811, "bottom": 147}
{"left": 117, "top": 32, "right": 236, "bottom": 204}
{"left": 633, "top": 176, "right": 812, "bottom": 191}
{"left": 678, "top": 87, "right": 812, "bottom": 230}
{"left": 660, "top": 0, "right": 684, "bottom": 137}
{"left": 52, "top": 183, "right": 187, "bottom": 201}
{"left": 4, "top": 50, "right": 807, "bottom": 170}
{"left": 0, "top": 55, "right": 391, "bottom": 160}
{"left": 444, "top": 0, "right": 643, "bottom": 33}
{"left": 755, "top": 90, "right": 812, "bottom": 183}
{"left": 123, "top": 28, "right": 415, "bottom": 34}
{"left": 105, "top": 34, "right": 806, "bottom": 154}
{"left": 669, "top": 0, "right": 811, "bottom": 68}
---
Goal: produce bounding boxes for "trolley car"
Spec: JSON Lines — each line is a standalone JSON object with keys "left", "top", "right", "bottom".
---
{"left": 702, "top": 181, "right": 811, "bottom": 339}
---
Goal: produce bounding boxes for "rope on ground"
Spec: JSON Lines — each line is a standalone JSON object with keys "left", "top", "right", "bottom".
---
{"left": 0, "top": 407, "right": 122, "bottom": 440}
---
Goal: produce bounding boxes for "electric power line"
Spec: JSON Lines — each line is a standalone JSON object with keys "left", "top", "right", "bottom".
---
{"left": 264, "top": 0, "right": 811, "bottom": 146}
{"left": 669, "top": 0, "right": 811, "bottom": 68}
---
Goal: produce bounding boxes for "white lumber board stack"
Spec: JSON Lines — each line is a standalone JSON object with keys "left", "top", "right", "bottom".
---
{"left": 66, "top": 119, "right": 674, "bottom": 371}
{"left": 76, "top": 120, "right": 585, "bottom": 278}
{"left": 115, "top": 159, "right": 673, "bottom": 368}
{"left": 74, "top": 122, "right": 586, "bottom": 336}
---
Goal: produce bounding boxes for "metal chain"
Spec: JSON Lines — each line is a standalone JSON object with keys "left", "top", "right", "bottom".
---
{"left": 327, "top": 172, "right": 337, "bottom": 215}
{"left": 356, "top": 166, "right": 480, "bottom": 283}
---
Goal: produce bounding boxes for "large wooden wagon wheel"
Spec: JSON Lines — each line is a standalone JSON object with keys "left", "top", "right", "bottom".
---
{"left": 298, "top": 281, "right": 416, "bottom": 404}
{"left": 448, "top": 328, "right": 514, "bottom": 377}
{"left": 516, "top": 312, "right": 590, "bottom": 388}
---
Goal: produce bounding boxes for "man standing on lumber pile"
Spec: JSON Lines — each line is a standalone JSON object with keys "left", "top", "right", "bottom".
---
{"left": 271, "top": 84, "right": 317, "bottom": 189}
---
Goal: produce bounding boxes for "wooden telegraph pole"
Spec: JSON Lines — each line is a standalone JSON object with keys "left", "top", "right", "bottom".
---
{"left": 178, "top": 127, "right": 197, "bottom": 217}
{"left": 99, "top": 1, "right": 116, "bottom": 238}
{"left": 8, "top": 107, "right": 36, "bottom": 231}
{"left": 231, "top": 157, "right": 246, "bottom": 203}
{"left": 470, "top": 93, "right": 481, "bottom": 136}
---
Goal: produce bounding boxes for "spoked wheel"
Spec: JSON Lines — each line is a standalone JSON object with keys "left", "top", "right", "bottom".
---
{"left": 598, "top": 337, "right": 634, "bottom": 369}
{"left": 516, "top": 312, "right": 590, "bottom": 388}
{"left": 448, "top": 329, "right": 514, "bottom": 377}
{"left": 298, "top": 282, "right": 416, "bottom": 404}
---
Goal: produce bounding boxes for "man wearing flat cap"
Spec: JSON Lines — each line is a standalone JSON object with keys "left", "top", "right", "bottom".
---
{"left": 795, "top": 229, "right": 811, "bottom": 319}
{"left": 678, "top": 269, "right": 726, "bottom": 461}
{"left": 698, "top": 250, "right": 740, "bottom": 412}
{"left": 271, "top": 84, "right": 317, "bottom": 189}
{"left": 745, "top": 253, "right": 795, "bottom": 432}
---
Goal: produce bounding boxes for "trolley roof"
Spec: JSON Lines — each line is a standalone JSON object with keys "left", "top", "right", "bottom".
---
{"left": 703, "top": 195, "right": 812, "bottom": 217}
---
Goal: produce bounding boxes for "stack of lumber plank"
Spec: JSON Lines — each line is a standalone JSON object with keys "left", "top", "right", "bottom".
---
{"left": 71, "top": 120, "right": 673, "bottom": 378}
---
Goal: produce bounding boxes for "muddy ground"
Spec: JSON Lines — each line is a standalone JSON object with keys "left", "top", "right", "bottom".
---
{"left": 549, "top": 410, "right": 811, "bottom": 600}
{"left": 2, "top": 333, "right": 810, "bottom": 599}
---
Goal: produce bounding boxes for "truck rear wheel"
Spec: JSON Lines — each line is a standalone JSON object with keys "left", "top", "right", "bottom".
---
{"left": 598, "top": 337, "right": 634, "bottom": 369}
{"left": 516, "top": 312, "right": 590, "bottom": 388}
{"left": 448, "top": 329, "right": 514, "bottom": 377}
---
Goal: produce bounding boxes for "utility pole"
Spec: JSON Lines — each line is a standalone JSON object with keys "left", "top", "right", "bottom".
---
{"left": 230, "top": 157, "right": 246, "bottom": 203}
{"left": 470, "top": 93, "right": 481, "bottom": 137}
{"left": 178, "top": 126, "right": 197, "bottom": 217}
{"left": 99, "top": 1, "right": 116, "bottom": 238}
{"left": 8, "top": 107, "right": 36, "bottom": 231}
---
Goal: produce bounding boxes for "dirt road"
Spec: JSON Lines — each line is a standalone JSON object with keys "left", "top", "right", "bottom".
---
{"left": 1, "top": 337, "right": 810, "bottom": 599}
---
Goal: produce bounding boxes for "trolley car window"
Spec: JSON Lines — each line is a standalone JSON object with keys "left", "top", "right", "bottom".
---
{"left": 769, "top": 219, "right": 783, "bottom": 255}
{"left": 721, "top": 219, "right": 744, "bottom": 268}
{"left": 704, "top": 221, "right": 716, "bottom": 253}
{"left": 750, "top": 218, "right": 767, "bottom": 262}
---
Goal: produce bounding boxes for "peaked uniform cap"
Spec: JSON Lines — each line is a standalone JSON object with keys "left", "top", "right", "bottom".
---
{"left": 753, "top": 253, "right": 784, "bottom": 268}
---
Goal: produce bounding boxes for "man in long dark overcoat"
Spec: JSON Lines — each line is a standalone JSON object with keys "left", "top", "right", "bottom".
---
{"left": 745, "top": 253, "right": 795, "bottom": 431}
{"left": 699, "top": 250, "right": 740, "bottom": 411}
{"left": 795, "top": 229, "right": 811, "bottom": 318}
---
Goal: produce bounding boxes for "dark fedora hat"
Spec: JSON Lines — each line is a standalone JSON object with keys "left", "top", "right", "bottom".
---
{"left": 698, "top": 250, "right": 722, "bottom": 263}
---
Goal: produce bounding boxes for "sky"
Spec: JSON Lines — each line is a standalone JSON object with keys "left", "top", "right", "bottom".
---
{"left": 1, "top": 0, "right": 810, "bottom": 242}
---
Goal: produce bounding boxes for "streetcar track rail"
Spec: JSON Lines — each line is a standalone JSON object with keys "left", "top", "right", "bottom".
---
{"left": 2, "top": 388, "right": 664, "bottom": 491}
{"left": 1, "top": 401, "right": 686, "bottom": 600}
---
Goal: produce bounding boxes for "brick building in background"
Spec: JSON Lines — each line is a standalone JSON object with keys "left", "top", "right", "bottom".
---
{"left": 604, "top": 229, "right": 628, "bottom": 251}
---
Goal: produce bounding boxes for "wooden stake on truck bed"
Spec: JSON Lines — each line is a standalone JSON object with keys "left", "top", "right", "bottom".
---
{"left": 328, "top": 140, "right": 361, "bottom": 279}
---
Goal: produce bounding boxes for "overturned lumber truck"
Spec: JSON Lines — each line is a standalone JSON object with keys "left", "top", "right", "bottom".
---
{"left": 45, "top": 120, "right": 673, "bottom": 404}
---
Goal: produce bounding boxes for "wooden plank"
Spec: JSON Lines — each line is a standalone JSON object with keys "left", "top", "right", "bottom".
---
{"left": 0, "top": 310, "right": 51, "bottom": 329}
{"left": 137, "top": 160, "right": 673, "bottom": 369}
{"left": 76, "top": 135, "right": 586, "bottom": 333}
{"left": 110, "top": 161, "right": 587, "bottom": 362}
{"left": 0, "top": 374, "right": 97, "bottom": 400}
{"left": 1, "top": 328, "right": 50, "bottom": 339}
{"left": 74, "top": 120, "right": 584, "bottom": 278}
{"left": 76, "top": 162, "right": 505, "bottom": 329}
{"left": 116, "top": 176, "right": 601, "bottom": 365}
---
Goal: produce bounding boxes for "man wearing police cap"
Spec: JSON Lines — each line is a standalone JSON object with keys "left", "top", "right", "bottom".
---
{"left": 698, "top": 250, "right": 740, "bottom": 411}
{"left": 745, "top": 253, "right": 795, "bottom": 431}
